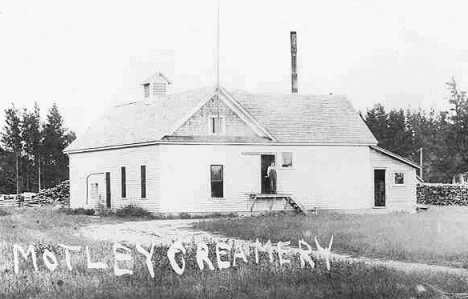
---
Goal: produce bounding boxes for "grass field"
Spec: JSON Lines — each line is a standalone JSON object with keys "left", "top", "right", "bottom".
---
{"left": 0, "top": 207, "right": 467, "bottom": 298}
{"left": 194, "top": 206, "right": 468, "bottom": 269}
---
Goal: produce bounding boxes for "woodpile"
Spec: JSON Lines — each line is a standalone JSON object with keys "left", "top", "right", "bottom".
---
{"left": 29, "top": 180, "right": 70, "bottom": 206}
{"left": 0, "top": 195, "right": 20, "bottom": 207}
{"left": 417, "top": 183, "right": 468, "bottom": 205}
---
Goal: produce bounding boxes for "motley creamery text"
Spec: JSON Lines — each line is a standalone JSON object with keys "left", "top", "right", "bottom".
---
{"left": 12, "top": 237, "right": 334, "bottom": 277}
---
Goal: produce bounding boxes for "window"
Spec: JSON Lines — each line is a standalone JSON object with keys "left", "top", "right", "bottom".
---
{"left": 210, "top": 165, "right": 224, "bottom": 198}
{"left": 105, "top": 172, "right": 111, "bottom": 208}
{"left": 121, "top": 167, "right": 126, "bottom": 198}
{"left": 394, "top": 173, "right": 405, "bottom": 185}
{"left": 143, "top": 83, "right": 150, "bottom": 98}
{"left": 281, "top": 152, "right": 293, "bottom": 168}
{"left": 141, "top": 165, "right": 146, "bottom": 198}
{"left": 209, "top": 116, "right": 224, "bottom": 135}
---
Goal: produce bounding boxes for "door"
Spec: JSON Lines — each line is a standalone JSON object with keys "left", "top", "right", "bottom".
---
{"left": 91, "top": 183, "right": 99, "bottom": 202}
{"left": 261, "top": 155, "right": 275, "bottom": 194}
{"left": 374, "top": 169, "right": 386, "bottom": 207}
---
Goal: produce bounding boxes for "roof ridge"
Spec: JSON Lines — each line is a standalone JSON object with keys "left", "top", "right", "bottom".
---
{"left": 112, "top": 86, "right": 215, "bottom": 108}
{"left": 66, "top": 86, "right": 378, "bottom": 152}
{"left": 229, "top": 89, "right": 348, "bottom": 99}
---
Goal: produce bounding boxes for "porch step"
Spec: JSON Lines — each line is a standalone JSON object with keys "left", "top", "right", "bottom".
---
{"left": 285, "top": 197, "right": 307, "bottom": 215}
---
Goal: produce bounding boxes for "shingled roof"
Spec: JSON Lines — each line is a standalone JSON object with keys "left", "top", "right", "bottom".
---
{"left": 229, "top": 89, "right": 376, "bottom": 144}
{"left": 65, "top": 87, "right": 377, "bottom": 153}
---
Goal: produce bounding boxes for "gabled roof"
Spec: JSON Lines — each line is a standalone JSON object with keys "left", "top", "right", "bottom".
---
{"left": 230, "top": 89, "right": 377, "bottom": 144}
{"left": 370, "top": 146, "right": 421, "bottom": 170}
{"left": 65, "top": 87, "right": 214, "bottom": 153}
{"left": 65, "top": 87, "right": 377, "bottom": 153}
{"left": 141, "top": 72, "right": 172, "bottom": 85}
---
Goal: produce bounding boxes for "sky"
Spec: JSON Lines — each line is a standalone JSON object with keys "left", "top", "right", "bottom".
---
{"left": 1, "top": 0, "right": 468, "bottom": 137}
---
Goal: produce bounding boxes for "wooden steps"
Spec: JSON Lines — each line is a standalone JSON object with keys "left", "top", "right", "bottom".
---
{"left": 285, "top": 196, "right": 307, "bottom": 215}
{"left": 247, "top": 193, "right": 309, "bottom": 215}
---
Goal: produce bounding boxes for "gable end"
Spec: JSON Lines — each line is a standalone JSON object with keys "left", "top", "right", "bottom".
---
{"left": 170, "top": 94, "right": 268, "bottom": 140}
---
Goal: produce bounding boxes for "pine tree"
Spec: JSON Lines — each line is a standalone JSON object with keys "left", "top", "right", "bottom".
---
{"left": 0, "top": 147, "right": 16, "bottom": 193}
{"left": 42, "top": 103, "right": 75, "bottom": 188}
{"left": 21, "top": 102, "right": 42, "bottom": 191}
{"left": 384, "top": 109, "right": 413, "bottom": 158}
{"left": 2, "top": 104, "right": 23, "bottom": 195}
{"left": 446, "top": 77, "right": 468, "bottom": 175}
{"left": 365, "top": 104, "right": 387, "bottom": 142}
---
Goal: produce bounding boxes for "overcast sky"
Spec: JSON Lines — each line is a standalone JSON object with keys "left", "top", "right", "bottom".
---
{"left": 1, "top": 0, "right": 468, "bottom": 136}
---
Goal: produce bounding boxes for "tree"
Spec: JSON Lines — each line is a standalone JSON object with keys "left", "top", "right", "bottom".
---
{"left": 362, "top": 78, "right": 468, "bottom": 183}
{"left": 445, "top": 77, "right": 468, "bottom": 175}
{"left": 2, "top": 104, "right": 23, "bottom": 194}
{"left": 405, "top": 108, "right": 454, "bottom": 182}
{"left": 41, "top": 103, "right": 75, "bottom": 188}
{"left": 365, "top": 104, "right": 387, "bottom": 142}
{"left": 364, "top": 105, "right": 414, "bottom": 158}
{"left": 382, "top": 109, "right": 413, "bottom": 157}
{"left": 21, "top": 102, "right": 42, "bottom": 191}
{"left": 0, "top": 146, "right": 16, "bottom": 193}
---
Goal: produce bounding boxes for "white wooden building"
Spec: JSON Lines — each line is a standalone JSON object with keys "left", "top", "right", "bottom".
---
{"left": 65, "top": 79, "right": 420, "bottom": 214}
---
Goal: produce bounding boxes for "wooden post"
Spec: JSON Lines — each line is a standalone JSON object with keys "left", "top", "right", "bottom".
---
{"left": 38, "top": 155, "right": 41, "bottom": 191}
{"left": 16, "top": 152, "right": 19, "bottom": 198}
{"left": 420, "top": 147, "right": 423, "bottom": 180}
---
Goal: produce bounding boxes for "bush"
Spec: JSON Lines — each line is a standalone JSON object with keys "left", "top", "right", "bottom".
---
{"left": 0, "top": 209, "right": 10, "bottom": 216}
{"left": 115, "top": 205, "right": 153, "bottom": 218}
{"left": 179, "top": 212, "right": 192, "bottom": 219}
{"left": 60, "top": 208, "right": 95, "bottom": 216}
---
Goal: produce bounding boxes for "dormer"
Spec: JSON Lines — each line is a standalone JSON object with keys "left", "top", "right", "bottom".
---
{"left": 141, "top": 72, "right": 172, "bottom": 99}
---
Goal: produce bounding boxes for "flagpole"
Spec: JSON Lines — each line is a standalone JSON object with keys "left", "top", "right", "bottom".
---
{"left": 216, "top": 0, "right": 220, "bottom": 92}
{"left": 215, "top": 0, "right": 221, "bottom": 131}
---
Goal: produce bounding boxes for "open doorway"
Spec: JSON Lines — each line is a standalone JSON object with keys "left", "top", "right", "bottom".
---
{"left": 261, "top": 155, "right": 276, "bottom": 194}
{"left": 374, "top": 169, "right": 386, "bottom": 207}
{"left": 91, "top": 183, "right": 99, "bottom": 203}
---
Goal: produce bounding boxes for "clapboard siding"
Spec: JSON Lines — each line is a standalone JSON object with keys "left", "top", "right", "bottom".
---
{"left": 69, "top": 145, "right": 161, "bottom": 212}
{"left": 370, "top": 148, "right": 417, "bottom": 211}
{"left": 157, "top": 144, "right": 373, "bottom": 213}
{"left": 69, "top": 143, "right": 416, "bottom": 213}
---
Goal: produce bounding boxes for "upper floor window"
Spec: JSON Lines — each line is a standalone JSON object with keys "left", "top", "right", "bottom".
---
{"left": 394, "top": 173, "right": 405, "bottom": 185}
{"left": 209, "top": 116, "right": 225, "bottom": 135}
{"left": 281, "top": 152, "right": 293, "bottom": 168}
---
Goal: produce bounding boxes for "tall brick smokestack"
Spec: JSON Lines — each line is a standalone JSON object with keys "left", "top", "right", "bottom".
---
{"left": 290, "top": 31, "right": 298, "bottom": 93}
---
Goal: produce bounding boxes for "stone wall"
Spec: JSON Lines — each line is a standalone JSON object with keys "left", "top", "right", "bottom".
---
{"left": 417, "top": 183, "right": 468, "bottom": 205}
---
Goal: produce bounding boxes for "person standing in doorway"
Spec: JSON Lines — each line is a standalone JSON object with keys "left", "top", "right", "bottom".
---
{"left": 267, "top": 161, "right": 277, "bottom": 194}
